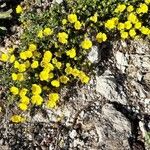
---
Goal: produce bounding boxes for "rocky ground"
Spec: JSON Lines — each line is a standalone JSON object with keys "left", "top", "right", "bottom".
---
{"left": 0, "top": 0, "right": 150, "bottom": 150}
{"left": 0, "top": 38, "right": 150, "bottom": 150}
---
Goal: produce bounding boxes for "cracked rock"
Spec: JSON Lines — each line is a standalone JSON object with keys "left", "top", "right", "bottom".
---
{"left": 96, "top": 70, "right": 127, "bottom": 105}
{"left": 88, "top": 46, "right": 100, "bottom": 63}
{"left": 115, "top": 51, "right": 128, "bottom": 73}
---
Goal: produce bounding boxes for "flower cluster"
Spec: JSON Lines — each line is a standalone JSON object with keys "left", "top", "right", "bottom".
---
{"left": 0, "top": 0, "right": 150, "bottom": 123}
{"left": 111, "top": 2, "right": 150, "bottom": 39}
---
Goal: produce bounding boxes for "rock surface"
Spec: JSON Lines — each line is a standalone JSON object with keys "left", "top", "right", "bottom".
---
{"left": 0, "top": 35, "right": 150, "bottom": 150}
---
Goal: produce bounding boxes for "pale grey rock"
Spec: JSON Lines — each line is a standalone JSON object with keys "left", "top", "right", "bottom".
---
{"left": 94, "top": 124, "right": 103, "bottom": 143}
{"left": 69, "top": 130, "right": 77, "bottom": 139}
{"left": 73, "top": 139, "right": 84, "bottom": 148}
{"left": 0, "top": 47, "right": 6, "bottom": 53}
{"left": 144, "top": 72, "right": 150, "bottom": 82}
{"left": 139, "top": 121, "right": 146, "bottom": 137}
{"left": 130, "top": 54, "right": 150, "bottom": 70}
{"left": 32, "top": 113, "right": 49, "bottom": 122}
{"left": 144, "top": 98, "right": 150, "bottom": 114}
{"left": 130, "top": 54, "right": 142, "bottom": 68}
{"left": 55, "top": 0, "right": 63, "bottom": 4}
{"left": 142, "top": 56, "right": 150, "bottom": 69}
{"left": 88, "top": 46, "right": 99, "bottom": 63}
{"left": 131, "top": 80, "right": 147, "bottom": 98}
{"left": 120, "top": 40, "right": 127, "bottom": 48}
{"left": 94, "top": 104, "right": 131, "bottom": 150}
{"left": 137, "top": 71, "right": 143, "bottom": 81}
{"left": 96, "top": 70, "right": 127, "bottom": 105}
{"left": 115, "top": 51, "right": 128, "bottom": 73}
{"left": 131, "top": 39, "right": 149, "bottom": 54}
{"left": 102, "top": 104, "right": 131, "bottom": 133}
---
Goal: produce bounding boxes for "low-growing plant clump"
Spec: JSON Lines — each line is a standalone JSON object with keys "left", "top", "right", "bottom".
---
{"left": 0, "top": 0, "right": 150, "bottom": 123}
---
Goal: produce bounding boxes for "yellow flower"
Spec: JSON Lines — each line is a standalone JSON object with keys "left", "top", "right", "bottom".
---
{"left": 0, "top": 53, "right": 9, "bottom": 62}
{"left": 24, "top": 60, "right": 30, "bottom": 68}
{"left": 46, "top": 100, "right": 57, "bottom": 108}
{"left": 105, "top": 18, "right": 118, "bottom": 30}
{"left": 55, "top": 62, "right": 62, "bottom": 69}
{"left": 11, "top": 115, "right": 25, "bottom": 123}
{"left": 9, "top": 55, "right": 15, "bottom": 63}
{"left": 66, "top": 48, "right": 76, "bottom": 58}
{"left": 140, "top": 26, "right": 150, "bottom": 35}
{"left": 65, "top": 66, "right": 72, "bottom": 74}
{"left": 71, "top": 68, "right": 80, "bottom": 77}
{"left": 32, "top": 84, "right": 42, "bottom": 95}
{"left": 80, "top": 76, "right": 90, "bottom": 83}
{"left": 20, "top": 96, "right": 30, "bottom": 105}
{"left": 145, "top": 0, "right": 150, "bottom": 4}
{"left": 81, "top": 76, "right": 90, "bottom": 84}
{"left": 134, "top": 22, "right": 142, "bottom": 29}
{"left": 127, "top": 5, "right": 134, "bottom": 12}
{"left": 18, "top": 103, "right": 28, "bottom": 111}
{"left": 124, "top": 21, "right": 132, "bottom": 30}
{"left": 28, "top": 44, "right": 37, "bottom": 51}
{"left": 43, "top": 51, "right": 52, "bottom": 62}
{"left": 90, "top": 13, "right": 98, "bottom": 23}
{"left": 40, "top": 61, "right": 47, "bottom": 67}
{"left": 74, "top": 21, "right": 81, "bottom": 30}
{"left": 49, "top": 72, "right": 54, "bottom": 79}
{"left": 68, "top": 14, "right": 77, "bottom": 23}
{"left": 62, "top": 19, "right": 67, "bottom": 25}
{"left": 20, "top": 51, "right": 27, "bottom": 60}
{"left": 52, "top": 58, "right": 58, "bottom": 64}
{"left": 139, "top": 3, "right": 148, "bottom": 13}
{"left": 112, "top": 17, "right": 119, "bottom": 24}
{"left": 18, "top": 64, "right": 26, "bottom": 72}
{"left": 46, "top": 93, "right": 59, "bottom": 108}
{"left": 105, "top": 20, "right": 115, "bottom": 30}
{"left": 31, "top": 95, "right": 43, "bottom": 106}
{"left": 39, "top": 70, "right": 49, "bottom": 81}
{"left": 114, "top": 4, "right": 126, "bottom": 13}
{"left": 51, "top": 80, "right": 60, "bottom": 87}
{"left": 37, "top": 30, "right": 43, "bottom": 38}
{"left": 43, "top": 28, "right": 53, "bottom": 36}
{"left": 19, "top": 88, "right": 28, "bottom": 97}
{"left": 16, "top": 5, "right": 23, "bottom": 14}
{"left": 25, "top": 50, "right": 33, "bottom": 58}
{"left": 44, "top": 63, "right": 54, "bottom": 71}
{"left": 41, "top": 62, "right": 53, "bottom": 71}
{"left": 14, "top": 61, "right": 20, "bottom": 68}
{"left": 12, "top": 73, "right": 17, "bottom": 80}
{"left": 96, "top": 32, "right": 107, "bottom": 43}
{"left": 59, "top": 75, "right": 69, "bottom": 84}
{"left": 127, "top": 13, "right": 138, "bottom": 24}
{"left": 81, "top": 39, "right": 92, "bottom": 49}
{"left": 78, "top": 71, "right": 90, "bottom": 84}
{"left": 31, "top": 61, "right": 39, "bottom": 69}
{"left": 49, "top": 93, "right": 59, "bottom": 101}
{"left": 10, "top": 86, "right": 19, "bottom": 95}
{"left": 117, "top": 22, "right": 125, "bottom": 30}
{"left": 17, "top": 73, "right": 24, "bottom": 81}
{"left": 57, "top": 32, "right": 68, "bottom": 44}
{"left": 120, "top": 31, "right": 129, "bottom": 39}
{"left": 129, "top": 29, "right": 136, "bottom": 37}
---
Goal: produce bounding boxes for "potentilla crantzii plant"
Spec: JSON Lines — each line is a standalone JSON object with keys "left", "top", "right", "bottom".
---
{"left": 0, "top": 0, "right": 150, "bottom": 123}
